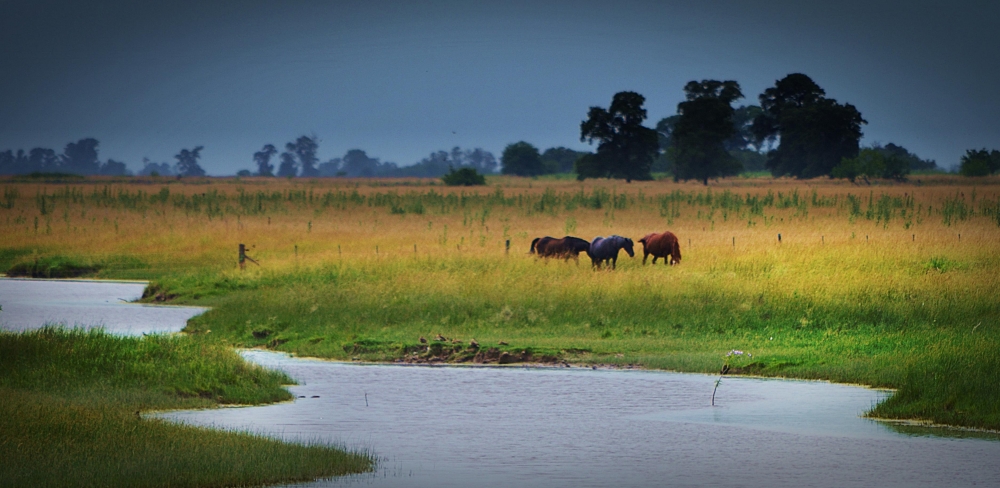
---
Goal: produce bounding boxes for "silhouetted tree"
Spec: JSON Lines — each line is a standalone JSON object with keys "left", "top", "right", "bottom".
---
{"left": 287, "top": 136, "right": 319, "bottom": 177}
{"left": 100, "top": 159, "right": 129, "bottom": 176}
{"left": 61, "top": 138, "right": 101, "bottom": 175}
{"left": 579, "top": 91, "right": 658, "bottom": 182}
{"left": 400, "top": 147, "right": 495, "bottom": 177}
{"left": 253, "top": 144, "right": 277, "bottom": 176}
{"left": 29, "top": 148, "right": 61, "bottom": 173}
{"left": 276, "top": 151, "right": 297, "bottom": 177}
{"left": 340, "top": 149, "right": 382, "bottom": 177}
{"left": 318, "top": 158, "right": 343, "bottom": 177}
{"left": 0, "top": 150, "right": 14, "bottom": 174}
{"left": 403, "top": 150, "right": 452, "bottom": 177}
{"left": 752, "top": 73, "right": 866, "bottom": 178}
{"left": 462, "top": 148, "right": 499, "bottom": 174}
{"left": 174, "top": 146, "right": 206, "bottom": 177}
{"left": 138, "top": 158, "right": 174, "bottom": 176}
{"left": 501, "top": 141, "right": 544, "bottom": 176}
{"left": 671, "top": 80, "right": 745, "bottom": 185}
{"left": 540, "top": 147, "right": 588, "bottom": 174}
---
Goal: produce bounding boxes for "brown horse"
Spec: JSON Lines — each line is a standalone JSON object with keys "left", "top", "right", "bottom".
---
{"left": 530, "top": 236, "right": 590, "bottom": 263}
{"left": 530, "top": 237, "right": 555, "bottom": 255}
{"left": 638, "top": 231, "right": 681, "bottom": 265}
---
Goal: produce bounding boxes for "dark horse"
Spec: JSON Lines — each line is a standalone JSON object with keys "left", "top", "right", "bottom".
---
{"left": 530, "top": 236, "right": 591, "bottom": 263}
{"left": 587, "top": 235, "right": 634, "bottom": 269}
{"left": 638, "top": 231, "right": 681, "bottom": 265}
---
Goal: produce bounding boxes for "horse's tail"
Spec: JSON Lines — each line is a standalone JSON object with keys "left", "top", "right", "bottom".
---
{"left": 530, "top": 237, "right": 540, "bottom": 254}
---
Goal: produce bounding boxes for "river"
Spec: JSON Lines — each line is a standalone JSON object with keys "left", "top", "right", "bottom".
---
{"left": 3, "top": 277, "right": 999, "bottom": 487}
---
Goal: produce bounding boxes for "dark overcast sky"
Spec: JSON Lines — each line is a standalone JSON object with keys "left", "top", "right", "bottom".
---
{"left": 1, "top": 0, "right": 998, "bottom": 174}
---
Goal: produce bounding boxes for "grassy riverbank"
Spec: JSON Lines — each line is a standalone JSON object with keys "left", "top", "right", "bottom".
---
{"left": 166, "top": 245, "right": 999, "bottom": 430}
{"left": 0, "top": 328, "right": 373, "bottom": 487}
{"left": 2, "top": 175, "right": 999, "bottom": 431}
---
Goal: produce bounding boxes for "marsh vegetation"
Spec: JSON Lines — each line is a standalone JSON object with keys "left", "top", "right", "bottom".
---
{"left": 2, "top": 174, "right": 999, "bottom": 431}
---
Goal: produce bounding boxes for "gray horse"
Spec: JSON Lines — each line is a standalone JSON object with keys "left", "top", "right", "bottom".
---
{"left": 586, "top": 235, "right": 634, "bottom": 269}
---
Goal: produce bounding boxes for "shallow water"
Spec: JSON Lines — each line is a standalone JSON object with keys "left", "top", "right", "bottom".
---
{"left": 0, "top": 278, "right": 206, "bottom": 335}
{"left": 5, "top": 278, "right": 998, "bottom": 486}
{"left": 164, "top": 352, "right": 1000, "bottom": 488}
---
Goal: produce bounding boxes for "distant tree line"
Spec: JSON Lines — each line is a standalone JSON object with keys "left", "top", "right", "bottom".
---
{"left": 0, "top": 138, "right": 129, "bottom": 176}
{"left": 250, "top": 136, "right": 500, "bottom": 179}
{"left": 0, "top": 138, "right": 209, "bottom": 177}
{"left": 12, "top": 73, "right": 996, "bottom": 183}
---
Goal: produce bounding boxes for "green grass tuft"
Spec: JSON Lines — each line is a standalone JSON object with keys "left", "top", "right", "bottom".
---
{"left": 0, "top": 328, "right": 374, "bottom": 486}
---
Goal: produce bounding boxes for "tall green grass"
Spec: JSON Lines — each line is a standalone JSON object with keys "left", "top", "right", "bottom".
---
{"left": 0, "top": 328, "right": 374, "bottom": 487}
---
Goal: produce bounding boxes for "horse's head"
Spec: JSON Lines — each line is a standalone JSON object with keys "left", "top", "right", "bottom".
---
{"left": 623, "top": 237, "right": 635, "bottom": 257}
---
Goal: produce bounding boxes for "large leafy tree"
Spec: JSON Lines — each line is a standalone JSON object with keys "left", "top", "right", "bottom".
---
{"left": 174, "top": 146, "right": 206, "bottom": 177}
{"left": 253, "top": 144, "right": 277, "bottom": 176}
{"left": 671, "top": 80, "right": 745, "bottom": 185}
{"left": 287, "top": 136, "right": 319, "bottom": 177}
{"left": 655, "top": 104, "right": 763, "bottom": 175}
{"left": 752, "top": 73, "right": 866, "bottom": 178}
{"left": 276, "top": 151, "right": 297, "bottom": 177}
{"left": 61, "top": 138, "right": 101, "bottom": 175}
{"left": 30, "top": 148, "right": 61, "bottom": 173}
{"left": 579, "top": 91, "right": 658, "bottom": 182}
{"left": 340, "top": 149, "right": 383, "bottom": 177}
{"left": 501, "top": 141, "right": 544, "bottom": 176}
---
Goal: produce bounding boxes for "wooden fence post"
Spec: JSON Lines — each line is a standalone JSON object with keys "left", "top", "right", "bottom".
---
{"left": 239, "top": 243, "right": 259, "bottom": 270}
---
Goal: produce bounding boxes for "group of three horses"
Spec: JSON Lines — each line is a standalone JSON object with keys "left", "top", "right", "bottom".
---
{"left": 529, "top": 231, "right": 681, "bottom": 269}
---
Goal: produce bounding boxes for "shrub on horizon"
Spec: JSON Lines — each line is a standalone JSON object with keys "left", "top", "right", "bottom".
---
{"left": 441, "top": 167, "right": 486, "bottom": 186}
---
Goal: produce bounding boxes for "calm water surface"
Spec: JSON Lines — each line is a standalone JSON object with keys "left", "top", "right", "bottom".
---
{"left": 165, "top": 352, "right": 1000, "bottom": 488}
{"left": 4, "top": 278, "right": 997, "bottom": 487}
{"left": 0, "top": 277, "right": 205, "bottom": 335}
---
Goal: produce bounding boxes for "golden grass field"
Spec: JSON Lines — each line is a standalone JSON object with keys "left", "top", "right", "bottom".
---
{"left": 3, "top": 174, "right": 998, "bottom": 269}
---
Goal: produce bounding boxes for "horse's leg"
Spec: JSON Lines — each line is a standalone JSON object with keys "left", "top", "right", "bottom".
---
{"left": 652, "top": 255, "right": 658, "bottom": 265}
{"left": 642, "top": 252, "right": 648, "bottom": 265}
